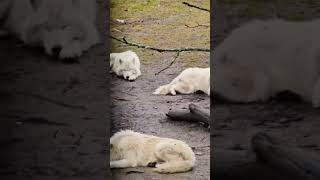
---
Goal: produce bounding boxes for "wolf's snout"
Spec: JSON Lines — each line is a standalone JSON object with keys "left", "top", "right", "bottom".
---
{"left": 52, "top": 46, "right": 62, "bottom": 56}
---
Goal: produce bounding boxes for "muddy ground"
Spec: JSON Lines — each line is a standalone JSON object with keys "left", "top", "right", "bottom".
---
{"left": 110, "top": 0, "right": 210, "bottom": 179}
{"left": 0, "top": 1, "right": 109, "bottom": 179}
{"left": 213, "top": 1, "right": 320, "bottom": 179}
{"left": 111, "top": 62, "right": 210, "bottom": 180}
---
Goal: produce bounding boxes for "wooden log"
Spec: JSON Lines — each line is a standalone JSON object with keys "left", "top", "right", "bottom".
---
{"left": 252, "top": 132, "right": 320, "bottom": 180}
{"left": 189, "top": 103, "right": 210, "bottom": 124}
{"left": 166, "top": 103, "right": 210, "bottom": 127}
{"left": 213, "top": 148, "right": 296, "bottom": 180}
{"left": 166, "top": 109, "right": 200, "bottom": 122}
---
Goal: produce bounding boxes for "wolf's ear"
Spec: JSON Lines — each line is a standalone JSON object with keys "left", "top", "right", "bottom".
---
{"left": 119, "top": 59, "right": 123, "bottom": 64}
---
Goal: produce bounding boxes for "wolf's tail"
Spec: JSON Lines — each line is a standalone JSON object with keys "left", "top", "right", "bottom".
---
{"left": 153, "top": 160, "right": 195, "bottom": 173}
{"left": 153, "top": 141, "right": 196, "bottom": 173}
{"left": 153, "top": 84, "right": 173, "bottom": 95}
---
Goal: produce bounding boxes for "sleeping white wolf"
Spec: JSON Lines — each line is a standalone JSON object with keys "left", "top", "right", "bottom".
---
{"left": 213, "top": 19, "right": 320, "bottom": 107}
{"left": 154, "top": 67, "right": 210, "bottom": 95}
{"left": 0, "top": 0, "right": 99, "bottom": 59}
{"left": 110, "top": 130, "right": 196, "bottom": 173}
{"left": 110, "top": 50, "right": 142, "bottom": 81}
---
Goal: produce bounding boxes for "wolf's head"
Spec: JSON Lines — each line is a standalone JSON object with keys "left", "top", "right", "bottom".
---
{"left": 110, "top": 51, "right": 139, "bottom": 78}
{"left": 21, "top": 0, "right": 99, "bottom": 59}
{"left": 110, "top": 130, "right": 138, "bottom": 161}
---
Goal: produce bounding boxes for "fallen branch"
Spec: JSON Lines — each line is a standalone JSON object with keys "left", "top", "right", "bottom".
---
{"left": 110, "top": 36, "right": 210, "bottom": 52}
{"left": 252, "top": 132, "right": 320, "bottom": 180}
{"left": 182, "top": 2, "right": 210, "bottom": 12}
{"left": 166, "top": 103, "right": 210, "bottom": 127}
{"left": 185, "top": 23, "right": 209, "bottom": 28}
{"left": 155, "top": 52, "right": 180, "bottom": 75}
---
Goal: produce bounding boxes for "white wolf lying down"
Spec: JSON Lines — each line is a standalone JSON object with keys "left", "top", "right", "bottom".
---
{"left": 154, "top": 67, "right": 210, "bottom": 95}
{"left": 110, "top": 130, "right": 196, "bottom": 173}
{"left": 213, "top": 19, "right": 320, "bottom": 107}
{"left": 0, "top": 0, "right": 99, "bottom": 59}
{"left": 110, "top": 50, "right": 142, "bottom": 81}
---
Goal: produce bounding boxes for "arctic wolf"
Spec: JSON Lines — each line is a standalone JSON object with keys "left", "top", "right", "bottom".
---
{"left": 154, "top": 67, "right": 210, "bottom": 95}
{"left": 110, "top": 50, "right": 142, "bottom": 81}
{"left": 213, "top": 19, "right": 320, "bottom": 107}
{"left": 0, "top": 0, "right": 99, "bottom": 59}
{"left": 110, "top": 130, "right": 196, "bottom": 173}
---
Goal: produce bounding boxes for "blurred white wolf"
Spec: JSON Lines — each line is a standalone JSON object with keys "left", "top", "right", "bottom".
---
{"left": 154, "top": 67, "right": 210, "bottom": 95}
{"left": 0, "top": 0, "right": 99, "bottom": 59}
{"left": 110, "top": 130, "right": 196, "bottom": 173}
{"left": 110, "top": 50, "right": 142, "bottom": 81}
{"left": 213, "top": 19, "right": 320, "bottom": 107}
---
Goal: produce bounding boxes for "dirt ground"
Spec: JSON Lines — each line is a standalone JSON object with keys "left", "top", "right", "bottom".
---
{"left": 111, "top": 62, "right": 210, "bottom": 180}
{"left": 110, "top": 0, "right": 210, "bottom": 179}
{"left": 0, "top": 1, "right": 109, "bottom": 179}
{"left": 212, "top": 1, "right": 320, "bottom": 179}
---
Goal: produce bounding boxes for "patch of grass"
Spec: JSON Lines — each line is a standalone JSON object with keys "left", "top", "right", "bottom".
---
{"left": 283, "top": 11, "right": 308, "bottom": 21}
{"left": 178, "top": 52, "right": 209, "bottom": 68}
{"left": 110, "top": 0, "right": 210, "bottom": 67}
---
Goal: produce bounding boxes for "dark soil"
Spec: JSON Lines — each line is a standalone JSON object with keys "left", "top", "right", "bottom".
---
{"left": 110, "top": 61, "right": 210, "bottom": 180}
{"left": 0, "top": 1, "right": 109, "bottom": 179}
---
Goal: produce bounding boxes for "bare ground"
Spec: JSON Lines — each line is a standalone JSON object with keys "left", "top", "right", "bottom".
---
{"left": 111, "top": 61, "right": 210, "bottom": 180}
{"left": 213, "top": 1, "right": 320, "bottom": 179}
{"left": 0, "top": 1, "right": 109, "bottom": 179}
{"left": 110, "top": 0, "right": 210, "bottom": 179}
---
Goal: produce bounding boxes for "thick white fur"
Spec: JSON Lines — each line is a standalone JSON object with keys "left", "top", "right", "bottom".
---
{"left": 110, "top": 130, "right": 196, "bottom": 173}
{"left": 110, "top": 51, "right": 142, "bottom": 81}
{"left": 0, "top": 0, "right": 99, "bottom": 59}
{"left": 154, "top": 67, "right": 210, "bottom": 95}
{"left": 0, "top": 0, "right": 34, "bottom": 36}
{"left": 213, "top": 19, "right": 320, "bottom": 107}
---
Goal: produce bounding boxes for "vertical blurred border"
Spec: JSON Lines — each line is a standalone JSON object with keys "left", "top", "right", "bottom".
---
{"left": 210, "top": 0, "right": 215, "bottom": 179}
{"left": 104, "top": 0, "right": 111, "bottom": 178}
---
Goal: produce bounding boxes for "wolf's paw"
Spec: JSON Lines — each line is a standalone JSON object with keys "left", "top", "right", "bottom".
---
{"left": 128, "top": 76, "right": 137, "bottom": 81}
{"left": 128, "top": 74, "right": 138, "bottom": 81}
{"left": 153, "top": 87, "right": 164, "bottom": 95}
{"left": 60, "top": 45, "right": 83, "bottom": 59}
{"left": 169, "top": 88, "right": 177, "bottom": 95}
{"left": 122, "top": 70, "right": 140, "bottom": 81}
{"left": 153, "top": 90, "right": 160, "bottom": 95}
{"left": 153, "top": 85, "right": 173, "bottom": 95}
